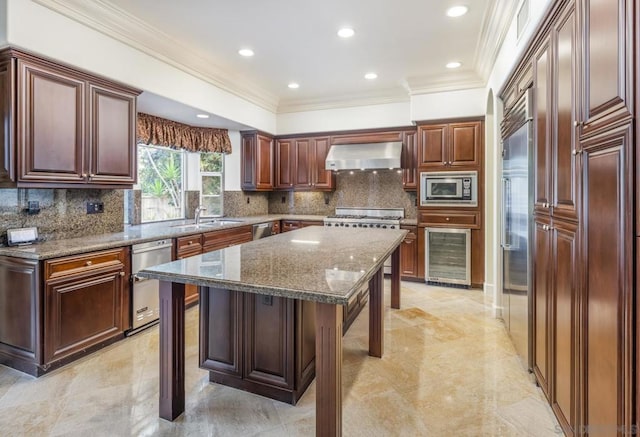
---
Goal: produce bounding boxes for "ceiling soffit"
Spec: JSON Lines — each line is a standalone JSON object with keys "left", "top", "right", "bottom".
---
{"left": 33, "top": 0, "right": 516, "bottom": 114}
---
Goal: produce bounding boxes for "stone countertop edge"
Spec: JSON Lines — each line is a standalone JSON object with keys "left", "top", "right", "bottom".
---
{"left": 400, "top": 218, "right": 418, "bottom": 226}
{"left": 137, "top": 229, "right": 408, "bottom": 305}
{"left": 0, "top": 214, "right": 327, "bottom": 261}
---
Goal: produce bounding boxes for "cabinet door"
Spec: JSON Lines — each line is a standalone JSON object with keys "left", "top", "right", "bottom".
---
{"left": 241, "top": 134, "right": 256, "bottom": 190}
{"left": 199, "top": 287, "right": 242, "bottom": 377}
{"left": 533, "top": 216, "right": 552, "bottom": 399}
{"left": 17, "top": 60, "right": 85, "bottom": 183}
{"left": 294, "top": 138, "right": 312, "bottom": 189}
{"left": 281, "top": 220, "right": 300, "bottom": 232}
{"left": 255, "top": 134, "right": 274, "bottom": 190}
{"left": 417, "top": 124, "right": 447, "bottom": 168}
{"left": 581, "top": 126, "right": 633, "bottom": 434}
{"left": 44, "top": 267, "right": 124, "bottom": 363}
{"left": 87, "top": 84, "right": 136, "bottom": 185}
{"left": 312, "top": 137, "right": 334, "bottom": 190}
{"left": 244, "top": 294, "right": 294, "bottom": 389}
{"left": 552, "top": 4, "right": 579, "bottom": 222}
{"left": 551, "top": 220, "right": 579, "bottom": 436}
{"left": 448, "top": 121, "right": 481, "bottom": 167}
{"left": 402, "top": 131, "right": 417, "bottom": 190}
{"left": 533, "top": 40, "right": 552, "bottom": 215}
{"left": 400, "top": 226, "right": 417, "bottom": 277}
{"left": 0, "top": 60, "right": 14, "bottom": 183}
{"left": 275, "top": 139, "right": 294, "bottom": 189}
{"left": 580, "top": 0, "right": 633, "bottom": 131}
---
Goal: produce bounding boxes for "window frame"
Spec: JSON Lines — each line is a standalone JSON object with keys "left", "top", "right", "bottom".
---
{"left": 199, "top": 152, "right": 224, "bottom": 218}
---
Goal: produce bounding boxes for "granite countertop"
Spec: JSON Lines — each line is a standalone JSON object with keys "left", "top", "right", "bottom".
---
{"left": 0, "top": 215, "right": 327, "bottom": 260}
{"left": 400, "top": 218, "right": 418, "bottom": 226}
{"left": 137, "top": 226, "right": 407, "bottom": 305}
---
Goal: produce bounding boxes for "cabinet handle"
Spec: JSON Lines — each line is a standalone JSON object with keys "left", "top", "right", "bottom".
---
{"left": 85, "top": 261, "right": 92, "bottom": 266}
{"left": 82, "top": 173, "right": 88, "bottom": 178}
{"left": 90, "top": 174, "right": 95, "bottom": 177}
{"left": 119, "top": 272, "right": 125, "bottom": 277}
{"left": 188, "top": 241, "right": 193, "bottom": 245}
{"left": 445, "top": 217, "right": 450, "bottom": 221}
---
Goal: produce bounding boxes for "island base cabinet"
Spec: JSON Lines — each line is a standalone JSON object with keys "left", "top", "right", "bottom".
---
{"left": 200, "top": 287, "right": 316, "bottom": 405}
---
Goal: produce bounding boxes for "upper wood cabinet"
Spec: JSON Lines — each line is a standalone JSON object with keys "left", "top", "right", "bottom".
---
{"left": 241, "top": 131, "right": 274, "bottom": 191}
{"left": 0, "top": 48, "right": 140, "bottom": 188}
{"left": 417, "top": 120, "right": 482, "bottom": 169}
{"left": 274, "top": 136, "right": 334, "bottom": 191}
{"left": 533, "top": 39, "right": 552, "bottom": 215}
{"left": 402, "top": 130, "right": 417, "bottom": 190}
{"left": 580, "top": 0, "right": 634, "bottom": 133}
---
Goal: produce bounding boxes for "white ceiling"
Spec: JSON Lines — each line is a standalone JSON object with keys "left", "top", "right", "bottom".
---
{"left": 34, "top": 0, "right": 517, "bottom": 126}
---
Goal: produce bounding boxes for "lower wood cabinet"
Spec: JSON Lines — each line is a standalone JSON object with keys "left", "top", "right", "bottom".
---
{"left": 281, "top": 219, "right": 324, "bottom": 232}
{"left": 43, "top": 248, "right": 128, "bottom": 363}
{"left": 400, "top": 225, "right": 418, "bottom": 279}
{"left": 0, "top": 247, "right": 130, "bottom": 376}
{"left": 200, "top": 288, "right": 315, "bottom": 404}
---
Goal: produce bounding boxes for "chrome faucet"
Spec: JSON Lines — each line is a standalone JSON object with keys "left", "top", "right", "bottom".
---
{"left": 195, "top": 206, "right": 207, "bottom": 224}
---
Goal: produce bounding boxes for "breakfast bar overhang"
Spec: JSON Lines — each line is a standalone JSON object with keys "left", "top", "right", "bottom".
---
{"left": 138, "top": 226, "right": 407, "bottom": 437}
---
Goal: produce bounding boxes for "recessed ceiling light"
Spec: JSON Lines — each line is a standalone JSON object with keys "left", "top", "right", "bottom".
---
{"left": 364, "top": 72, "right": 378, "bottom": 80}
{"left": 446, "top": 61, "right": 462, "bottom": 69}
{"left": 196, "top": 114, "right": 210, "bottom": 119}
{"left": 446, "top": 5, "right": 469, "bottom": 17}
{"left": 337, "top": 27, "right": 355, "bottom": 38}
{"left": 238, "top": 48, "right": 254, "bottom": 57}
{"left": 288, "top": 82, "right": 300, "bottom": 89}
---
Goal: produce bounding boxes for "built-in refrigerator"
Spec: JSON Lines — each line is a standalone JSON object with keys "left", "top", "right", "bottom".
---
{"left": 500, "top": 88, "right": 533, "bottom": 370}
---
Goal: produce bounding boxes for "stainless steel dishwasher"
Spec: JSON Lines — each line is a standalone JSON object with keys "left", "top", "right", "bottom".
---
{"left": 129, "top": 239, "right": 173, "bottom": 335}
{"left": 253, "top": 222, "right": 273, "bottom": 240}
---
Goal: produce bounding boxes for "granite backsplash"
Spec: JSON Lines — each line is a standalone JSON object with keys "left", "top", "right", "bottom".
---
{"left": 0, "top": 188, "right": 123, "bottom": 244}
{"left": 224, "top": 191, "right": 270, "bottom": 217}
{"left": 267, "top": 170, "right": 417, "bottom": 218}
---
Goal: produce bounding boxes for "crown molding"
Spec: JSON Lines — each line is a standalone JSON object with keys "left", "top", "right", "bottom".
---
{"left": 405, "top": 70, "right": 486, "bottom": 95}
{"left": 473, "top": 0, "right": 519, "bottom": 81}
{"left": 32, "top": 0, "right": 280, "bottom": 112}
{"left": 277, "top": 88, "right": 410, "bottom": 114}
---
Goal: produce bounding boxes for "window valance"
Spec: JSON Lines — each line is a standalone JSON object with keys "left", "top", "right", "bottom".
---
{"left": 136, "top": 112, "right": 232, "bottom": 154}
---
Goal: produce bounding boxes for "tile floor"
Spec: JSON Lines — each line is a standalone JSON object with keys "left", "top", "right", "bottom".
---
{"left": 0, "top": 281, "right": 562, "bottom": 436}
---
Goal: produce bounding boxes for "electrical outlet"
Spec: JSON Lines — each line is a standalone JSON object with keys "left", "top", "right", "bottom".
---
{"left": 26, "top": 201, "right": 40, "bottom": 215}
{"left": 281, "top": 196, "right": 286, "bottom": 203}
{"left": 246, "top": 197, "right": 250, "bottom": 204}
{"left": 87, "top": 201, "right": 104, "bottom": 214}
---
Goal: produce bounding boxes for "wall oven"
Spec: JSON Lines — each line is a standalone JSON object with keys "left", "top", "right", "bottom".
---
{"left": 420, "top": 171, "right": 478, "bottom": 207}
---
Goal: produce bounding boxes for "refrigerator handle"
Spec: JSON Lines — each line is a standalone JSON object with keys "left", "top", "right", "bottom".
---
{"left": 501, "top": 177, "right": 511, "bottom": 249}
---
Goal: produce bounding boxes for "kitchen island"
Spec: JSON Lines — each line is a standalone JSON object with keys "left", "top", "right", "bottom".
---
{"left": 138, "top": 226, "right": 406, "bottom": 436}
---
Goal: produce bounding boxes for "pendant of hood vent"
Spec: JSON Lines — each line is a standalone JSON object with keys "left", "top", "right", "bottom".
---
{"left": 325, "top": 142, "right": 402, "bottom": 171}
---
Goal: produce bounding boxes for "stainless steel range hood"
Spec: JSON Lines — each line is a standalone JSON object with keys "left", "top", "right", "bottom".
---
{"left": 325, "top": 142, "right": 402, "bottom": 171}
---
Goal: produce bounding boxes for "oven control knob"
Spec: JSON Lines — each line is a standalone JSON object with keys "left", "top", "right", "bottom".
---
{"left": 340, "top": 223, "right": 344, "bottom": 227}
{"left": 390, "top": 225, "right": 396, "bottom": 229}
{"left": 376, "top": 224, "right": 381, "bottom": 228}
{"left": 382, "top": 225, "right": 387, "bottom": 229}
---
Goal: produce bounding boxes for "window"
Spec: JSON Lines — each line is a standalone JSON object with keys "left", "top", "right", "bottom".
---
{"left": 138, "top": 144, "right": 185, "bottom": 222}
{"left": 200, "top": 153, "right": 224, "bottom": 217}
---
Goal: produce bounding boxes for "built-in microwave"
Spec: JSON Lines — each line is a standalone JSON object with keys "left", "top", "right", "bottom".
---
{"left": 420, "top": 171, "right": 478, "bottom": 207}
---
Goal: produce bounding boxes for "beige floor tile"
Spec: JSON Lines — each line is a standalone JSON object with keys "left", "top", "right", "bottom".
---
{"left": 0, "top": 282, "right": 561, "bottom": 436}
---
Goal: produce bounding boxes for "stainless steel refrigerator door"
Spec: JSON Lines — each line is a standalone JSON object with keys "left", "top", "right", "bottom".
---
{"left": 501, "top": 121, "right": 532, "bottom": 369}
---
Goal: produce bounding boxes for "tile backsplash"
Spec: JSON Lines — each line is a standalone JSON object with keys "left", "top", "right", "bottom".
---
{"left": 267, "top": 170, "right": 417, "bottom": 218}
{"left": 0, "top": 188, "right": 123, "bottom": 244}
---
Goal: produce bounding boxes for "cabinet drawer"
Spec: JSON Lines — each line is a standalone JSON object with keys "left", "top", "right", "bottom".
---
{"left": 282, "top": 220, "right": 300, "bottom": 232}
{"left": 272, "top": 221, "right": 281, "bottom": 234}
{"left": 45, "top": 248, "right": 126, "bottom": 281}
{"left": 202, "top": 225, "right": 253, "bottom": 252}
{"left": 175, "top": 234, "right": 203, "bottom": 257}
{"left": 419, "top": 211, "right": 480, "bottom": 228}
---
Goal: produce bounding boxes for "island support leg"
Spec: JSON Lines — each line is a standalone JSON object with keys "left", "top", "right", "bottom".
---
{"left": 368, "top": 268, "right": 384, "bottom": 358}
{"left": 315, "top": 302, "right": 343, "bottom": 437}
{"left": 159, "top": 281, "right": 186, "bottom": 421}
{"left": 390, "top": 246, "right": 401, "bottom": 309}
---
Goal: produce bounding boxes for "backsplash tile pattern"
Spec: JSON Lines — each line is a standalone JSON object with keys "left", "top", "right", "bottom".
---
{"left": 267, "top": 170, "right": 417, "bottom": 218}
{"left": 224, "top": 191, "right": 269, "bottom": 217}
{"left": 0, "top": 189, "right": 123, "bottom": 245}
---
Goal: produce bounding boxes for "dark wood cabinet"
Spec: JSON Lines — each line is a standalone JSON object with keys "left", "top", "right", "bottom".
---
{"left": 399, "top": 226, "right": 417, "bottom": 279}
{"left": 0, "top": 48, "right": 140, "bottom": 188}
{"left": 580, "top": 0, "right": 634, "bottom": 133}
{"left": 241, "top": 131, "right": 274, "bottom": 191}
{"left": 402, "top": 131, "right": 417, "bottom": 190}
{"left": 417, "top": 121, "right": 482, "bottom": 169}
{"left": 43, "top": 249, "right": 127, "bottom": 364}
{"left": 502, "top": 0, "right": 636, "bottom": 433}
{"left": 281, "top": 219, "right": 324, "bottom": 232}
{"left": 532, "top": 217, "right": 552, "bottom": 399}
{"left": 200, "top": 287, "right": 315, "bottom": 404}
{"left": 275, "top": 136, "right": 334, "bottom": 191}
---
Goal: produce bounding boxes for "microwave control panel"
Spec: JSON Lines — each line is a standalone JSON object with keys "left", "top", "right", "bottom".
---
{"left": 462, "top": 178, "right": 472, "bottom": 200}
